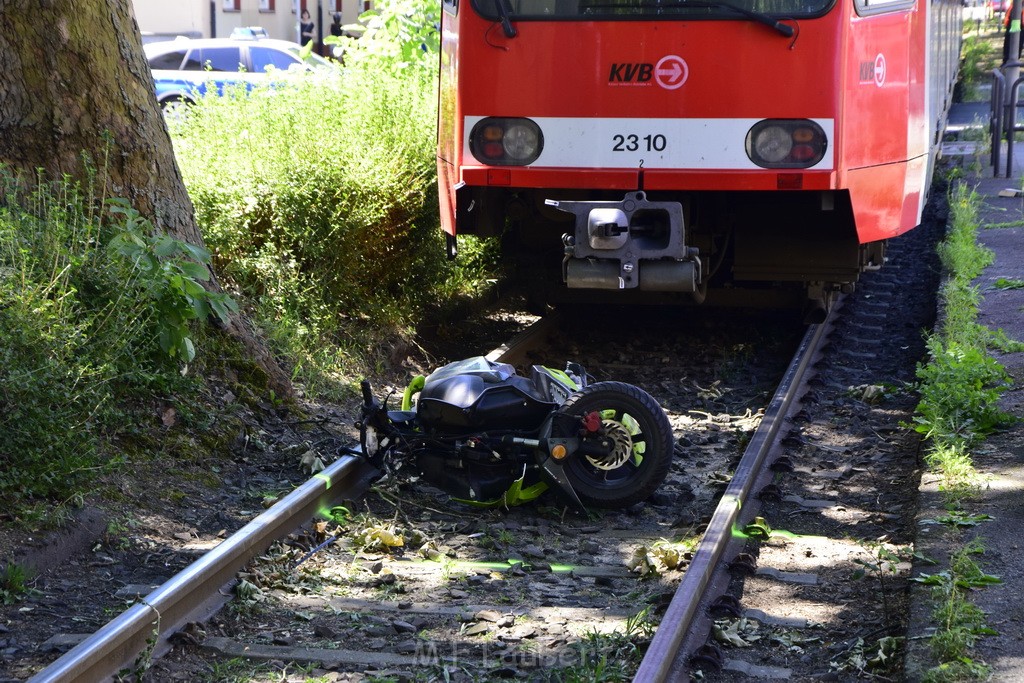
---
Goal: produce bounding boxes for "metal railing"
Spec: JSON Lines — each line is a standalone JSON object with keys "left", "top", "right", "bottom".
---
{"left": 990, "top": 61, "right": 1024, "bottom": 178}
{"left": 992, "top": 67, "right": 1005, "bottom": 175}
{"left": 1002, "top": 62, "right": 1024, "bottom": 177}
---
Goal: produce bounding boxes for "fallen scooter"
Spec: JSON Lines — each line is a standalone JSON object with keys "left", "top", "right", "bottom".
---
{"left": 357, "top": 356, "right": 674, "bottom": 511}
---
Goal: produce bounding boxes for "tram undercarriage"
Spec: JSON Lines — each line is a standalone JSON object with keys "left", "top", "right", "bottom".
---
{"left": 450, "top": 185, "right": 886, "bottom": 323}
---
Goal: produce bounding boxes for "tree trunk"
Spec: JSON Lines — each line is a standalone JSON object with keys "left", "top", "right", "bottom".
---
{"left": 0, "top": 0, "right": 293, "bottom": 398}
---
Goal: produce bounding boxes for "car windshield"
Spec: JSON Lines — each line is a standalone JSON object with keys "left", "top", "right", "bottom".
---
{"left": 473, "top": 0, "right": 832, "bottom": 20}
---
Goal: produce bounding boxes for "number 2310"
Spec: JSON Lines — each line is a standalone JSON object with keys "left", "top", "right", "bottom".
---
{"left": 612, "top": 134, "right": 667, "bottom": 152}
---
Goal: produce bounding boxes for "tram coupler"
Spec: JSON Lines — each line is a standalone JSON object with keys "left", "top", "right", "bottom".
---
{"left": 547, "top": 191, "right": 701, "bottom": 292}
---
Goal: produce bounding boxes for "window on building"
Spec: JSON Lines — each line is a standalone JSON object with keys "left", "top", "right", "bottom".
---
{"left": 223, "top": 0, "right": 240, "bottom": 11}
{"left": 260, "top": 0, "right": 276, "bottom": 10}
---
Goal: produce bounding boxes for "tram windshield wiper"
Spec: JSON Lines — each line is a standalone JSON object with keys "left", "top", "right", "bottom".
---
{"left": 495, "top": 0, "right": 519, "bottom": 37}
{"left": 685, "top": 0, "right": 794, "bottom": 36}
{"left": 594, "top": 0, "right": 794, "bottom": 36}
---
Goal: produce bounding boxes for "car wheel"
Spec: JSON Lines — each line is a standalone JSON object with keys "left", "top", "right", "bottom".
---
{"left": 160, "top": 97, "right": 193, "bottom": 124}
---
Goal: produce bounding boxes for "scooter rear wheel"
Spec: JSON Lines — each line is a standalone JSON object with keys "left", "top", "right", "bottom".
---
{"left": 553, "top": 381, "right": 674, "bottom": 509}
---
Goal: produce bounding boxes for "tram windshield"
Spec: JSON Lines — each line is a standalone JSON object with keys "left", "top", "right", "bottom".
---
{"left": 473, "top": 0, "right": 833, "bottom": 20}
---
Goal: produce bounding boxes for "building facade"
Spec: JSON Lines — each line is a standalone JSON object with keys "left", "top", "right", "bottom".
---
{"left": 132, "top": 0, "right": 369, "bottom": 45}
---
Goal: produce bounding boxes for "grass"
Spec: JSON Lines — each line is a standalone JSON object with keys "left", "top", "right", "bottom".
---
{"left": 917, "top": 541, "right": 998, "bottom": 682}
{"left": 911, "top": 180, "right": 1017, "bottom": 681}
{"left": 0, "top": 562, "right": 34, "bottom": 604}
{"left": 916, "top": 185, "right": 1010, "bottom": 459}
{"left": 541, "top": 608, "right": 656, "bottom": 682}
{"left": 0, "top": 167, "right": 228, "bottom": 519}
{"left": 204, "top": 657, "right": 334, "bottom": 683}
{"left": 992, "top": 276, "right": 1024, "bottom": 289}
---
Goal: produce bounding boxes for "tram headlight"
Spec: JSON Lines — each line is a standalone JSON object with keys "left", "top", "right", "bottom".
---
{"left": 752, "top": 125, "right": 792, "bottom": 163}
{"left": 746, "top": 120, "right": 827, "bottom": 168}
{"left": 470, "top": 117, "right": 543, "bottom": 165}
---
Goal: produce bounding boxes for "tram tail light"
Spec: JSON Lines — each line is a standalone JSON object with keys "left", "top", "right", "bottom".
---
{"left": 469, "top": 117, "right": 544, "bottom": 166}
{"left": 745, "top": 120, "right": 827, "bottom": 169}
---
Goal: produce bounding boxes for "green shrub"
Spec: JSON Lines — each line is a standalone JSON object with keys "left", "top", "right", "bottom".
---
{"left": 170, "top": 43, "right": 496, "bottom": 395}
{"left": 0, "top": 170, "right": 218, "bottom": 509}
{"left": 327, "top": 0, "right": 440, "bottom": 72}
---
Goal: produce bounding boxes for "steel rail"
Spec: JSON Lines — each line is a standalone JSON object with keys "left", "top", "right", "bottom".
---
{"left": 28, "top": 455, "right": 379, "bottom": 683}
{"left": 485, "top": 312, "right": 560, "bottom": 365}
{"left": 634, "top": 309, "right": 836, "bottom": 682}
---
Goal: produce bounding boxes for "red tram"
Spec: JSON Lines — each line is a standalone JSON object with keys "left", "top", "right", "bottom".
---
{"left": 435, "top": 0, "right": 962, "bottom": 319}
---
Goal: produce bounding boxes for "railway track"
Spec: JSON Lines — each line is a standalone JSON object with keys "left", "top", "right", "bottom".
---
{"left": 25, "top": 309, "right": 810, "bottom": 682}
{"left": 636, "top": 308, "right": 837, "bottom": 680}
{"left": 26, "top": 202, "right": 940, "bottom": 681}
{"left": 24, "top": 457, "right": 381, "bottom": 683}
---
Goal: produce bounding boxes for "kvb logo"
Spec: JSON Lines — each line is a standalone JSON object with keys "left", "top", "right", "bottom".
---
{"left": 608, "top": 56, "right": 688, "bottom": 89}
{"left": 608, "top": 63, "right": 654, "bottom": 84}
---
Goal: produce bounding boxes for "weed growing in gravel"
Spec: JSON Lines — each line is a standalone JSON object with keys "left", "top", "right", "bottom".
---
{"left": 0, "top": 562, "right": 35, "bottom": 604}
{"left": 851, "top": 541, "right": 913, "bottom": 625}
{"left": 925, "top": 444, "right": 982, "bottom": 504}
{"left": 986, "top": 327, "right": 1024, "bottom": 352}
{"left": 983, "top": 219, "right": 1024, "bottom": 229}
{"left": 993, "top": 277, "right": 1024, "bottom": 289}
{"left": 915, "top": 336, "right": 1011, "bottom": 447}
{"left": 916, "top": 541, "right": 998, "bottom": 682}
{"left": 103, "top": 517, "right": 139, "bottom": 551}
{"left": 929, "top": 510, "right": 995, "bottom": 528}
{"left": 204, "top": 656, "right": 259, "bottom": 681}
{"left": 911, "top": 183, "right": 1010, "bottom": 680}
{"left": 544, "top": 608, "right": 655, "bottom": 682}
{"left": 206, "top": 657, "right": 327, "bottom": 682}
{"left": 916, "top": 183, "right": 1012, "bottom": 458}
{"left": 118, "top": 620, "right": 159, "bottom": 681}
{"left": 960, "top": 116, "right": 992, "bottom": 177}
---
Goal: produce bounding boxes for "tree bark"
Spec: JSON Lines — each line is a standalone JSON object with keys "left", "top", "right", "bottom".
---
{"left": 0, "top": 0, "right": 293, "bottom": 398}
